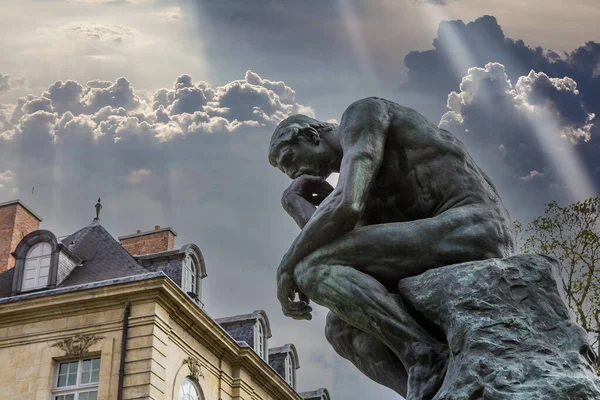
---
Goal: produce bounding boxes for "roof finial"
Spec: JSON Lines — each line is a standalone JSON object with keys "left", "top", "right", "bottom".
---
{"left": 94, "top": 198, "right": 102, "bottom": 220}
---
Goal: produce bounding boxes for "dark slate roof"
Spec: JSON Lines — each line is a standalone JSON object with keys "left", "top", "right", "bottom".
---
{"left": 135, "top": 249, "right": 184, "bottom": 286}
{"left": 0, "top": 221, "right": 150, "bottom": 298}
{"left": 215, "top": 309, "right": 273, "bottom": 338}
{"left": 0, "top": 268, "right": 14, "bottom": 299}
{"left": 268, "top": 343, "right": 300, "bottom": 368}
{"left": 299, "top": 388, "right": 331, "bottom": 400}
{"left": 58, "top": 221, "right": 149, "bottom": 287}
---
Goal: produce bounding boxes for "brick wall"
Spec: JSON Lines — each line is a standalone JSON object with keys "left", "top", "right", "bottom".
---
{"left": 0, "top": 201, "right": 41, "bottom": 273}
{"left": 119, "top": 227, "right": 176, "bottom": 256}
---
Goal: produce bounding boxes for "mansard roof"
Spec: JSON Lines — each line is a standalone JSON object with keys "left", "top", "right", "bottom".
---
{"left": 299, "top": 388, "right": 331, "bottom": 400}
{"left": 268, "top": 343, "right": 300, "bottom": 368}
{"left": 58, "top": 223, "right": 148, "bottom": 287}
{"left": 0, "top": 221, "right": 150, "bottom": 298}
{"left": 215, "top": 309, "right": 273, "bottom": 339}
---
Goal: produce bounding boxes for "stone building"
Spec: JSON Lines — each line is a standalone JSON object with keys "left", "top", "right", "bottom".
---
{"left": 298, "top": 389, "right": 331, "bottom": 400}
{"left": 0, "top": 199, "right": 331, "bottom": 400}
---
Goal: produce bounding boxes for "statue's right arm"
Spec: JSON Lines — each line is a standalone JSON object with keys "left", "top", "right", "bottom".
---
{"left": 281, "top": 175, "right": 334, "bottom": 229}
{"left": 282, "top": 195, "right": 316, "bottom": 229}
{"left": 278, "top": 98, "right": 389, "bottom": 275}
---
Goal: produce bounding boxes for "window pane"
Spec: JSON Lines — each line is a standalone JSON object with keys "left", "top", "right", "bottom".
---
{"left": 28, "top": 244, "right": 43, "bottom": 257}
{"left": 55, "top": 359, "right": 101, "bottom": 400}
{"left": 25, "top": 259, "right": 38, "bottom": 270}
{"left": 57, "top": 361, "right": 78, "bottom": 387}
{"left": 41, "top": 243, "right": 51, "bottom": 255}
{"left": 38, "top": 275, "right": 49, "bottom": 286}
{"left": 41, "top": 256, "right": 51, "bottom": 267}
{"left": 70, "top": 361, "right": 79, "bottom": 371}
{"left": 90, "top": 369, "right": 100, "bottom": 383}
{"left": 67, "top": 371, "right": 77, "bottom": 386}
{"left": 24, "top": 267, "right": 37, "bottom": 280}
{"left": 57, "top": 374, "right": 67, "bottom": 387}
{"left": 179, "top": 378, "right": 199, "bottom": 400}
{"left": 23, "top": 278, "right": 35, "bottom": 289}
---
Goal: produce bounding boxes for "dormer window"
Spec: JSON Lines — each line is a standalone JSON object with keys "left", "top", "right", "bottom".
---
{"left": 11, "top": 229, "right": 82, "bottom": 296}
{"left": 22, "top": 242, "right": 51, "bottom": 290}
{"left": 267, "top": 344, "right": 299, "bottom": 390}
{"left": 285, "top": 354, "right": 295, "bottom": 388}
{"left": 183, "top": 255, "right": 198, "bottom": 297}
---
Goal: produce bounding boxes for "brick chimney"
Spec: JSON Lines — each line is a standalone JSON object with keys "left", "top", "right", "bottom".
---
{"left": 0, "top": 200, "right": 42, "bottom": 273}
{"left": 118, "top": 226, "right": 177, "bottom": 256}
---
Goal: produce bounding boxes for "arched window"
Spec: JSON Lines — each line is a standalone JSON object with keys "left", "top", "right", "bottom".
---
{"left": 183, "top": 256, "right": 197, "bottom": 296}
{"left": 256, "top": 322, "right": 265, "bottom": 359}
{"left": 179, "top": 377, "right": 201, "bottom": 400}
{"left": 22, "top": 242, "right": 51, "bottom": 290}
{"left": 285, "top": 354, "right": 295, "bottom": 389}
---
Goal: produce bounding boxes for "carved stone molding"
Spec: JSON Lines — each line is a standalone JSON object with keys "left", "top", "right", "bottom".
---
{"left": 52, "top": 333, "right": 104, "bottom": 357}
{"left": 183, "top": 356, "right": 204, "bottom": 381}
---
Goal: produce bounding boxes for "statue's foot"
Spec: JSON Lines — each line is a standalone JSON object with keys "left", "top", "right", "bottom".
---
{"left": 406, "top": 344, "right": 448, "bottom": 400}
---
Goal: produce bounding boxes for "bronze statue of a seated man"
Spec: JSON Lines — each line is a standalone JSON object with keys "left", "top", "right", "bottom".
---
{"left": 268, "top": 97, "right": 516, "bottom": 400}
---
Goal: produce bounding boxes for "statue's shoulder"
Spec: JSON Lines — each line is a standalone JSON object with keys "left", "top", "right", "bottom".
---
{"left": 342, "top": 97, "right": 392, "bottom": 121}
{"left": 346, "top": 96, "right": 387, "bottom": 108}
{"left": 345, "top": 97, "right": 415, "bottom": 115}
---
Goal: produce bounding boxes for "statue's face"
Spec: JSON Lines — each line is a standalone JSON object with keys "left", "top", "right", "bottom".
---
{"left": 274, "top": 123, "right": 333, "bottom": 180}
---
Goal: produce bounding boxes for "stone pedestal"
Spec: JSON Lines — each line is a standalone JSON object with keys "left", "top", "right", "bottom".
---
{"left": 399, "top": 254, "right": 600, "bottom": 399}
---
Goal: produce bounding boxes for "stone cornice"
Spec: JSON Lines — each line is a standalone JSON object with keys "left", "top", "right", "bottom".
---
{"left": 0, "top": 274, "right": 302, "bottom": 400}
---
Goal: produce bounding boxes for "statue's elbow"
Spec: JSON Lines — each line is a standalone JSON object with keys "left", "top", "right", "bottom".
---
{"left": 337, "top": 202, "right": 362, "bottom": 224}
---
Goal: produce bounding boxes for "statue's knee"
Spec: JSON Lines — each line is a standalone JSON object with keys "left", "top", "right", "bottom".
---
{"left": 294, "top": 259, "right": 320, "bottom": 297}
{"left": 325, "top": 313, "right": 343, "bottom": 342}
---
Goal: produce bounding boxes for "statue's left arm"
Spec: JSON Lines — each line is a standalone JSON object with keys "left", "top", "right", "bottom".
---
{"left": 277, "top": 98, "right": 389, "bottom": 312}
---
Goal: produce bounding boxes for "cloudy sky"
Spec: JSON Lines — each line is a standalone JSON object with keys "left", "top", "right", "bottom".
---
{"left": 1, "top": 0, "right": 599, "bottom": 398}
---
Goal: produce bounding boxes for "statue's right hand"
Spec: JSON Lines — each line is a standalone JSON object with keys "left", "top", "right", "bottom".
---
{"left": 282, "top": 174, "right": 334, "bottom": 207}
{"left": 277, "top": 272, "right": 313, "bottom": 320}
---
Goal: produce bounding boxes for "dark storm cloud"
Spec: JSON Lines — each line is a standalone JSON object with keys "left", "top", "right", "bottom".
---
{"left": 438, "top": 62, "right": 596, "bottom": 217}
{"left": 402, "top": 16, "right": 600, "bottom": 112}
{"left": 402, "top": 15, "right": 600, "bottom": 204}
{"left": 440, "top": 63, "right": 593, "bottom": 177}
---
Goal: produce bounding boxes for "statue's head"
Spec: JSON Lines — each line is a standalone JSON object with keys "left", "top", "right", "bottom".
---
{"left": 269, "top": 114, "right": 339, "bottom": 179}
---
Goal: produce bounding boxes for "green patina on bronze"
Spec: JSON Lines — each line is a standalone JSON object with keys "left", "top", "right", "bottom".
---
{"left": 268, "top": 97, "right": 600, "bottom": 399}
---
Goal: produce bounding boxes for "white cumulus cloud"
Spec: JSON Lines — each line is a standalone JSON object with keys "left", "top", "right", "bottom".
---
{"left": 440, "top": 61, "right": 596, "bottom": 203}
